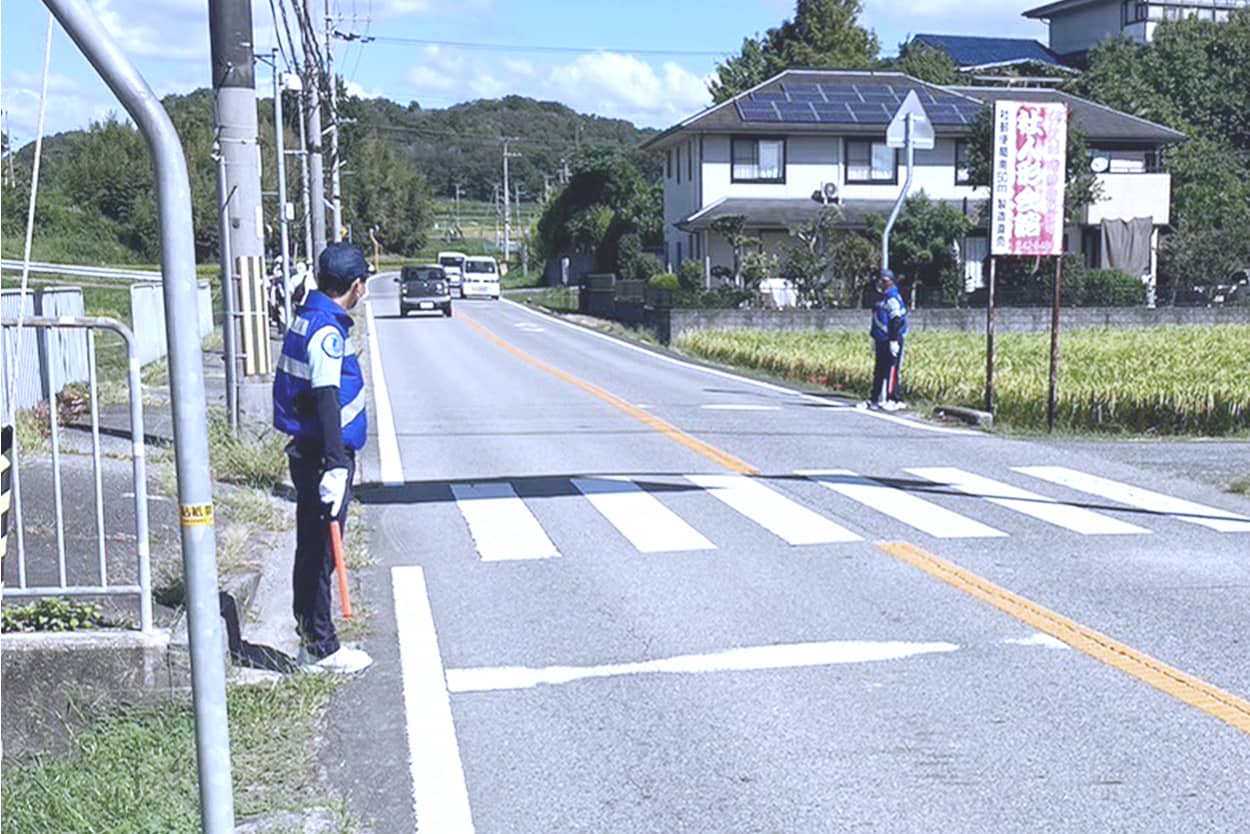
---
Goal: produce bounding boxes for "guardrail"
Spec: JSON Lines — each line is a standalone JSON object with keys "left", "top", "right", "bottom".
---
{"left": 1, "top": 259, "right": 162, "bottom": 282}
{"left": 1, "top": 315, "right": 152, "bottom": 631}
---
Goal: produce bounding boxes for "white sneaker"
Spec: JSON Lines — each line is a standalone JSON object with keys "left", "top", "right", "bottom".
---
{"left": 297, "top": 646, "right": 373, "bottom": 674}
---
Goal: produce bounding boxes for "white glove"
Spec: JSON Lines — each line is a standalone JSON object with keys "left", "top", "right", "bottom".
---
{"left": 319, "top": 468, "right": 349, "bottom": 517}
{"left": 889, "top": 341, "right": 900, "bottom": 358}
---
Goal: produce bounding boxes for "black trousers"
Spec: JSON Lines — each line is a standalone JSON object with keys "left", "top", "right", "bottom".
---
{"left": 872, "top": 339, "right": 904, "bottom": 403}
{"left": 289, "top": 442, "right": 354, "bottom": 659}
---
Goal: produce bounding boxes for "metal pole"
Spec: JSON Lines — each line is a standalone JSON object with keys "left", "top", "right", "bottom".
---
{"left": 297, "top": 111, "right": 314, "bottom": 264}
{"left": 881, "top": 114, "right": 915, "bottom": 273}
{"left": 272, "top": 50, "right": 292, "bottom": 325}
{"left": 503, "top": 140, "right": 512, "bottom": 265}
{"left": 985, "top": 257, "right": 996, "bottom": 414}
{"left": 216, "top": 151, "right": 239, "bottom": 435}
{"left": 1047, "top": 254, "right": 1064, "bottom": 433}
{"left": 326, "top": 0, "right": 342, "bottom": 240}
{"left": 304, "top": 0, "right": 327, "bottom": 258}
{"left": 42, "top": 2, "right": 236, "bottom": 830}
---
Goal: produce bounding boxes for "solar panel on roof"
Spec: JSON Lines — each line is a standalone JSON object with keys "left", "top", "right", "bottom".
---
{"left": 846, "top": 102, "right": 891, "bottom": 123}
{"left": 753, "top": 91, "right": 787, "bottom": 102}
{"left": 776, "top": 102, "right": 818, "bottom": 122}
{"left": 785, "top": 85, "right": 826, "bottom": 101}
{"left": 738, "top": 102, "right": 781, "bottom": 122}
{"left": 822, "top": 92, "right": 863, "bottom": 104}
{"left": 812, "top": 103, "right": 852, "bottom": 121}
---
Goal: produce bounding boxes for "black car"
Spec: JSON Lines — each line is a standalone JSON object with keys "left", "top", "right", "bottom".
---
{"left": 397, "top": 265, "right": 452, "bottom": 317}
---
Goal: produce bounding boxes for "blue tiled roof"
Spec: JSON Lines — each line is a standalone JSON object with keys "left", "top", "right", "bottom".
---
{"left": 912, "top": 34, "right": 1067, "bottom": 69}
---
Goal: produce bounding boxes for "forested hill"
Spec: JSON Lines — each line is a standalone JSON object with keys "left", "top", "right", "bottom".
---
{"left": 343, "top": 95, "right": 659, "bottom": 201}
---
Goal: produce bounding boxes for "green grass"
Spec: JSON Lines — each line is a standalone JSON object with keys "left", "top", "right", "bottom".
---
{"left": 515, "top": 286, "right": 579, "bottom": 311}
{"left": 677, "top": 326, "right": 1250, "bottom": 436}
{"left": 1231, "top": 476, "right": 1250, "bottom": 495}
{"left": 1, "top": 676, "right": 352, "bottom": 833}
{"left": 207, "top": 418, "right": 288, "bottom": 490}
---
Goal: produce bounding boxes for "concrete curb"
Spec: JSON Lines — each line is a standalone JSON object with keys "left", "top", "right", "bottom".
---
{"left": 933, "top": 404, "right": 994, "bottom": 429}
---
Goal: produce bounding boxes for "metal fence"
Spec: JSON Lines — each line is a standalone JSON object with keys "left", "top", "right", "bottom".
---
{"left": 1, "top": 287, "right": 89, "bottom": 414}
{"left": 1, "top": 316, "right": 152, "bottom": 631}
{"left": 129, "top": 281, "right": 214, "bottom": 366}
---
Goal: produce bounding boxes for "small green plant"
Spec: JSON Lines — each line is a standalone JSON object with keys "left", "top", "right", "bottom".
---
{"left": 208, "top": 418, "right": 288, "bottom": 490}
{"left": 1231, "top": 476, "right": 1250, "bottom": 495}
{"left": 2, "top": 598, "right": 105, "bottom": 633}
{"left": 648, "top": 272, "right": 680, "bottom": 291}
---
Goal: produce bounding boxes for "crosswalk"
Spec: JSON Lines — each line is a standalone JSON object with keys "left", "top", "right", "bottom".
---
{"left": 438, "top": 467, "right": 1250, "bottom": 562}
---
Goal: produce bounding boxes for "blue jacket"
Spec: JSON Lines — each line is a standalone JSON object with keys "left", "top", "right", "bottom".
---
{"left": 871, "top": 286, "right": 909, "bottom": 343}
{"left": 273, "top": 291, "right": 368, "bottom": 451}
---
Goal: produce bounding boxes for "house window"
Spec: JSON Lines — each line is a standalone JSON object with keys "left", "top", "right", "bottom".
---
{"left": 845, "top": 139, "right": 897, "bottom": 184}
{"left": 676, "top": 241, "right": 683, "bottom": 265}
{"left": 1121, "top": 0, "right": 1149, "bottom": 25}
{"left": 687, "top": 141, "right": 693, "bottom": 181}
{"left": 676, "top": 146, "right": 682, "bottom": 184}
{"left": 666, "top": 150, "right": 672, "bottom": 179}
{"left": 954, "top": 139, "right": 972, "bottom": 185}
{"left": 731, "top": 137, "right": 785, "bottom": 183}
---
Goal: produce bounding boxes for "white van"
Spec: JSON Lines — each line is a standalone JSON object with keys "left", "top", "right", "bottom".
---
{"left": 461, "top": 256, "right": 501, "bottom": 300}
{"left": 437, "top": 251, "right": 468, "bottom": 296}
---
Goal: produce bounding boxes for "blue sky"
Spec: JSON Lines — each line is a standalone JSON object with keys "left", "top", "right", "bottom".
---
{"left": 1, "top": 0, "right": 1046, "bottom": 143}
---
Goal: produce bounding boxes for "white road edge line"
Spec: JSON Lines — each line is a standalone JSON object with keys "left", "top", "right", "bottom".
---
{"left": 365, "top": 281, "right": 404, "bottom": 486}
{"left": 445, "top": 639, "right": 960, "bottom": 693}
{"left": 392, "top": 565, "right": 476, "bottom": 834}
{"left": 503, "top": 297, "right": 975, "bottom": 436}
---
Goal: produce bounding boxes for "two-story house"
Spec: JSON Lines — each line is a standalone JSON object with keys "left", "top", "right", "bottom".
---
{"left": 643, "top": 69, "right": 1184, "bottom": 297}
{"left": 1025, "top": 0, "right": 1250, "bottom": 60}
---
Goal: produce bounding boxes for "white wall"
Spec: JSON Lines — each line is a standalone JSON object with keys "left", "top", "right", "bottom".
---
{"left": 1047, "top": 1, "right": 1126, "bottom": 53}
{"left": 662, "top": 136, "right": 703, "bottom": 267}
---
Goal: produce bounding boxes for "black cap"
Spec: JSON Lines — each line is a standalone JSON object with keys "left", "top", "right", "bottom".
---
{"left": 317, "top": 243, "right": 369, "bottom": 294}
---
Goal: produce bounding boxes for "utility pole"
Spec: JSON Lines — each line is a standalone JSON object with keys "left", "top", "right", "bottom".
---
{"left": 303, "top": 0, "right": 327, "bottom": 258}
{"left": 502, "top": 139, "right": 519, "bottom": 267}
{"left": 325, "top": 0, "right": 342, "bottom": 241}
{"left": 492, "top": 182, "right": 501, "bottom": 250}
{"left": 209, "top": 0, "right": 264, "bottom": 272}
{"left": 270, "top": 49, "right": 294, "bottom": 326}
{"left": 297, "top": 99, "right": 313, "bottom": 263}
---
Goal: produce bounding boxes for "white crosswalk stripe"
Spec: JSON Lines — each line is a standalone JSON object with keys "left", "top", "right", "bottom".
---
{"left": 451, "top": 482, "right": 560, "bottom": 561}
{"left": 687, "top": 474, "right": 861, "bottom": 545}
{"left": 798, "top": 469, "right": 1007, "bottom": 539}
{"left": 907, "top": 467, "right": 1151, "bottom": 536}
{"left": 1014, "top": 466, "right": 1250, "bottom": 533}
{"left": 572, "top": 477, "right": 715, "bottom": 553}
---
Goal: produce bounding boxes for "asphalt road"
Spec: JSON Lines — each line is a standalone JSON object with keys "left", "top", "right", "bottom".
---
{"left": 325, "top": 274, "right": 1250, "bottom": 833}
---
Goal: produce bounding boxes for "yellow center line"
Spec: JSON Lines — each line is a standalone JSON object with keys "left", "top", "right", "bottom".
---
{"left": 877, "top": 541, "right": 1250, "bottom": 736}
{"left": 455, "top": 309, "right": 758, "bottom": 475}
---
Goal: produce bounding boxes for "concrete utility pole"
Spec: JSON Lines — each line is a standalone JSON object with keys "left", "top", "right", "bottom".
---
{"left": 493, "top": 182, "right": 501, "bottom": 250}
{"left": 271, "top": 49, "right": 293, "bottom": 325}
{"left": 303, "top": 0, "right": 327, "bottom": 258}
{"left": 297, "top": 100, "right": 314, "bottom": 263}
{"left": 325, "top": 0, "right": 342, "bottom": 240}
{"left": 209, "top": 0, "right": 264, "bottom": 264}
{"left": 502, "top": 139, "right": 519, "bottom": 265}
{"left": 46, "top": 1, "right": 236, "bottom": 830}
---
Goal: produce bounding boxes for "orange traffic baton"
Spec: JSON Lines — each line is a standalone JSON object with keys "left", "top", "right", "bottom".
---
{"left": 328, "top": 520, "right": 353, "bottom": 619}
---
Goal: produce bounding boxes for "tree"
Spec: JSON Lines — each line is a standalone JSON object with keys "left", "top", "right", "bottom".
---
{"left": 709, "top": 215, "right": 759, "bottom": 287}
{"left": 346, "top": 131, "right": 432, "bottom": 255}
{"left": 867, "top": 192, "right": 972, "bottom": 306}
{"left": 709, "top": 0, "right": 879, "bottom": 103}
{"left": 888, "top": 41, "right": 959, "bottom": 85}
{"left": 781, "top": 206, "right": 842, "bottom": 304}
{"left": 535, "top": 145, "right": 661, "bottom": 274}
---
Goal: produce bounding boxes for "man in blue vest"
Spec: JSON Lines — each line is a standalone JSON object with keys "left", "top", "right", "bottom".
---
{"left": 869, "top": 269, "right": 909, "bottom": 411}
{"left": 273, "top": 242, "right": 373, "bottom": 673}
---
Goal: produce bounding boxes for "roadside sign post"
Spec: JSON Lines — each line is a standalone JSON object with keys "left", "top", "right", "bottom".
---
{"left": 882, "top": 90, "right": 935, "bottom": 274}
{"left": 989, "top": 100, "right": 1068, "bottom": 429}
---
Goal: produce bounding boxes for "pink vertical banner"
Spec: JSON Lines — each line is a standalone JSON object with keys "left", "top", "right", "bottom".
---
{"left": 990, "top": 101, "right": 1068, "bottom": 257}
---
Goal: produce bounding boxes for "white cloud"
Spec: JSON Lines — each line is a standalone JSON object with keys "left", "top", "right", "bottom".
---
{"left": 402, "top": 50, "right": 712, "bottom": 127}
{"left": 345, "top": 79, "right": 384, "bottom": 99}
{"left": 863, "top": 0, "right": 1046, "bottom": 41}
{"left": 87, "top": 0, "right": 208, "bottom": 62}
{"left": 376, "top": 0, "right": 492, "bottom": 16}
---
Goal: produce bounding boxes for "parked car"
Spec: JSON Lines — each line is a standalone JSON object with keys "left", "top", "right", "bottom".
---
{"left": 397, "top": 264, "right": 452, "bottom": 317}
{"left": 461, "top": 256, "right": 501, "bottom": 300}
{"left": 437, "top": 251, "right": 468, "bottom": 297}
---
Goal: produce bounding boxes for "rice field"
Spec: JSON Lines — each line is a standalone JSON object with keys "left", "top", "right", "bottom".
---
{"left": 676, "top": 326, "right": 1250, "bottom": 436}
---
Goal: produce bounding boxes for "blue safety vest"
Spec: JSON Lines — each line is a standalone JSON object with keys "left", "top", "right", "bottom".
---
{"left": 870, "top": 286, "right": 909, "bottom": 342}
{"left": 272, "top": 291, "right": 368, "bottom": 451}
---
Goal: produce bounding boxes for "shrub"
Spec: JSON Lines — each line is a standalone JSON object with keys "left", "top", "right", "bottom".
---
{"left": 677, "top": 259, "right": 705, "bottom": 292}
{"left": 648, "top": 272, "right": 680, "bottom": 291}
{"left": 1083, "top": 269, "right": 1145, "bottom": 306}
{"left": 2, "top": 598, "right": 105, "bottom": 632}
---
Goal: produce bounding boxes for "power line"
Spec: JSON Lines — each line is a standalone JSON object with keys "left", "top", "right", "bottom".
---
{"left": 334, "top": 32, "right": 731, "bottom": 57}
